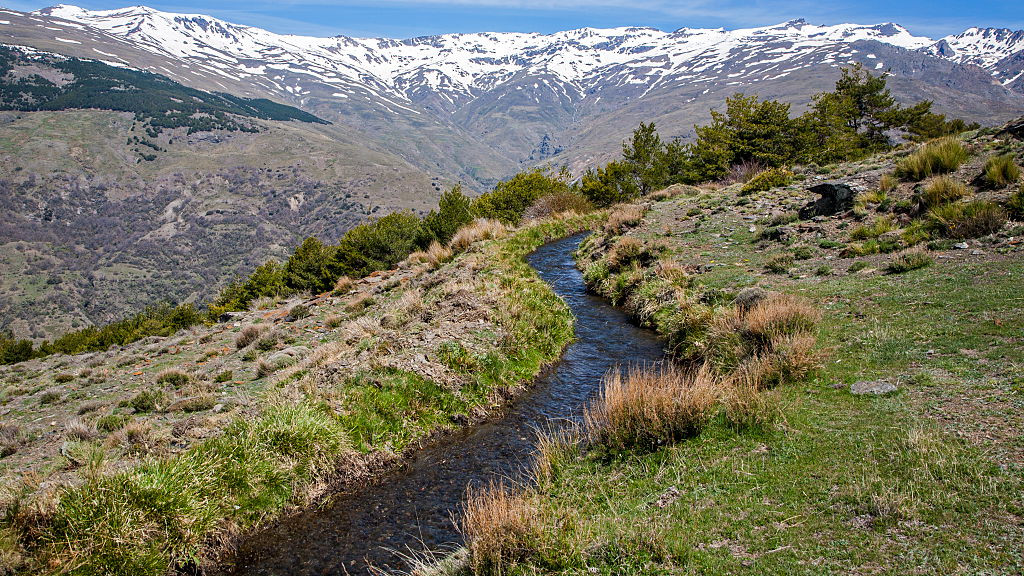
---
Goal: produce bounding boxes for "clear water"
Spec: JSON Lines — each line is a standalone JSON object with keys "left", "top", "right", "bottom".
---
{"left": 228, "top": 233, "right": 665, "bottom": 575}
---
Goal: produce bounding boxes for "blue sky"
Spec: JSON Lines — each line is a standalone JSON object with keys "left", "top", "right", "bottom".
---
{"left": 2, "top": 0, "right": 1022, "bottom": 38}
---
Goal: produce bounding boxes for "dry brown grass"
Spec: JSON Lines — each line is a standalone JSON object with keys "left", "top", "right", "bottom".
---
{"left": 451, "top": 219, "right": 508, "bottom": 252}
{"left": 604, "top": 203, "right": 647, "bottom": 235}
{"left": 585, "top": 364, "right": 718, "bottom": 451}
{"left": 332, "top": 275, "right": 354, "bottom": 296}
{"left": 461, "top": 481, "right": 542, "bottom": 574}
{"left": 0, "top": 424, "right": 23, "bottom": 458}
{"left": 409, "top": 241, "right": 454, "bottom": 269}
{"left": 531, "top": 425, "right": 581, "bottom": 488}
{"left": 234, "top": 325, "right": 263, "bottom": 350}
{"left": 721, "top": 364, "right": 783, "bottom": 431}
{"left": 64, "top": 417, "right": 97, "bottom": 441}
{"left": 522, "top": 191, "right": 594, "bottom": 220}
{"left": 107, "top": 421, "right": 161, "bottom": 456}
{"left": 742, "top": 293, "right": 821, "bottom": 343}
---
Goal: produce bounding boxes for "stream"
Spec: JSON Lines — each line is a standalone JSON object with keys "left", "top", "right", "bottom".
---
{"left": 229, "top": 232, "right": 665, "bottom": 575}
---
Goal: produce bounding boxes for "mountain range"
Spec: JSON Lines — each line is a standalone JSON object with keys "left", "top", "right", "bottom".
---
{"left": 3, "top": 5, "right": 1024, "bottom": 188}
{"left": 1, "top": 5, "right": 1023, "bottom": 339}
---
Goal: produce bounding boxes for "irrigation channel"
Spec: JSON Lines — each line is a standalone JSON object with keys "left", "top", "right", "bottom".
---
{"left": 229, "top": 232, "right": 665, "bottom": 575}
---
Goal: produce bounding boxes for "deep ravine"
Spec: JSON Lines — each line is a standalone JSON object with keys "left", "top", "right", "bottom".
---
{"left": 227, "top": 232, "right": 665, "bottom": 575}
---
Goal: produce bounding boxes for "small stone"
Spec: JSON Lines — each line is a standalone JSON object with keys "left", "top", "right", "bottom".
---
{"left": 953, "top": 242, "right": 969, "bottom": 249}
{"left": 213, "top": 404, "right": 225, "bottom": 413}
{"left": 850, "top": 380, "right": 898, "bottom": 395}
{"left": 748, "top": 225, "right": 757, "bottom": 233}
{"left": 970, "top": 249, "right": 985, "bottom": 256}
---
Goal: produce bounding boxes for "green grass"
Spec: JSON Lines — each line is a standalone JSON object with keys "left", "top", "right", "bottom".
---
{"left": 982, "top": 154, "right": 1021, "bottom": 188}
{"left": 895, "top": 137, "right": 970, "bottom": 181}
{"left": 446, "top": 194, "right": 1024, "bottom": 575}
{"left": 3, "top": 213, "right": 600, "bottom": 575}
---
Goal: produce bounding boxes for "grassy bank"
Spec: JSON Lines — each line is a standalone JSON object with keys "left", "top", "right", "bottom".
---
{"left": 0, "top": 214, "right": 599, "bottom": 575}
{"left": 441, "top": 141, "right": 1024, "bottom": 574}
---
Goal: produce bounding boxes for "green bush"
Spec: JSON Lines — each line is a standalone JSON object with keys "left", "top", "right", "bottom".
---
{"left": 96, "top": 414, "right": 131, "bottom": 433}
{"left": 740, "top": 167, "right": 792, "bottom": 195}
{"left": 155, "top": 370, "right": 190, "bottom": 388}
{"left": 928, "top": 201, "right": 1007, "bottom": 239}
{"left": 420, "top": 185, "right": 474, "bottom": 245}
{"left": 915, "top": 176, "right": 968, "bottom": 210}
{"left": 288, "top": 304, "right": 310, "bottom": 320}
{"left": 982, "top": 154, "right": 1021, "bottom": 188}
{"left": 123, "top": 389, "right": 169, "bottom": 413}
{"left": 848, "top": 261, "right": 870, "bottom": 273}
{"left": 214, "top": 370, "right": 233, "bottom": 383}
{"left": 895, "top": 137, "right": 969, "bottom": 181}
{"left": 473, "top": 169, "right": 570, "bottom": 225}
{"left": 765, "top": 254, "right": 794, "bottom": 274}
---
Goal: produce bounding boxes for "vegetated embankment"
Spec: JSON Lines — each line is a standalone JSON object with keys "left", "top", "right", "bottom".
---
{"left": 0, "top": 213, "right": 598, "bottom": 575}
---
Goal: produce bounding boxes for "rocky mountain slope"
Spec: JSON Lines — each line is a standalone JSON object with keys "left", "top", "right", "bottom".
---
{"left": 4, "top": 5, "right": 1024, "bottom": 180}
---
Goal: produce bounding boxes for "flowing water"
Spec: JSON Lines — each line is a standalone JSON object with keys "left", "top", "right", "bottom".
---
{"left": 229, "top": 233, "right": 664, "bottom": 575}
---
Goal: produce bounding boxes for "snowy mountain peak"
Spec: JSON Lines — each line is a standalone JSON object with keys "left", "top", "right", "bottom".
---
{"left": 930, "top": 26, "right": 1024, "bottom": 69}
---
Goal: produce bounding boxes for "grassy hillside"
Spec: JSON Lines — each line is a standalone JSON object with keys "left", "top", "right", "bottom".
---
{"left": 428, "top": 131, "right": 1024, "bottom": 574}
{"left": 0, "top": 108, "right": 440, "bottom": 340}
{"left": 0, "top": 213, "right": 598, "bottom": 575}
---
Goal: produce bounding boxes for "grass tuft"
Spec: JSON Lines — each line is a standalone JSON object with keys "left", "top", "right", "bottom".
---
{"left": 928, "top": 200, "right": 1007, "bottom": 239}
{"left": 895, "top": 137, "right": 970, "bottom": 181}
{"left": 886, "top": 248, "right": 933, "bottom": 274}
{"left": 461, "top": 481, "right": 542, "bottom": 574}
{"left": 982, "top": 154, "right": 1021, "bottom": 188}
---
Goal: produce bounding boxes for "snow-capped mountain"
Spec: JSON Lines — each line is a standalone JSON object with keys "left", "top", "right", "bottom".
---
{"left": 2, "top": 4, "right": 1024, "bottom": 185}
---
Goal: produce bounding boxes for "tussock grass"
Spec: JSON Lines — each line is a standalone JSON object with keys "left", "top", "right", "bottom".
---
{"left": 1008, "top": 185, "right": 1024, "bottom": 220}
{"left": 34, "top": 402, "right": 350, "bottom": 575}
{"left": 408, "top": 241, "right": 454, "bottom": 269}
{"left": 332, "top": 275, "right": 354, "bottom": 296}
{"left": 584, "top": 365, "right": 718, "bottom": 451}
{"left": 721, "top": 372, "right": 782, "bottom": 432}
{"left": 604, "top": 203, "right": 647, "bottom": 234}
{"left": 895, "top": 137, "right": 970, "bottom": 181}
{"left": 982, "top": 154, "right": 1020, "bottom": 188}
{"left": 915, "top": 176, "right": 968, "bottom": 211}
{"left": 155, "top": 368, "right": 190, "bottom": 388}
{"left": 887, "top": 248, "right": 933, "bottom": 274}
{"left": 878, "top": 173, "right": 899, "bottom": 192}
{"left": 234, "top": 325, "right": 262, "bottom": 349}
{"left": 0, "top": 424, "right": 23, "bottom": 458}
{"left": 64, "top": 417, "right": 97, "bottom": 441}
{"left": 850, "top": 215, "right": 897, "bottom": 240}
{"left": 450, "top": 219, "right": 507, "bottom": 252}
{"left": 928, "top": 200, "right": 1007, "bottom": 239}
{"left": 461, "top": 481, "right": 542, "bottom": 574}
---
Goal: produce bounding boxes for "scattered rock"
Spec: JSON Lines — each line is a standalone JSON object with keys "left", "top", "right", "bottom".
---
{"left": 971, "top": 249, "right": 985, "bottom": 256}
{"left": 1001, "top": 115, "right": 1024, "bottom": 140}
{"left": 850, "top": 380, "right": 898, "bottom": 395}
{"left": 651, "top": 486, "right": 681, "bottom": 508}
{"left": 799, "top": 181, "right": 860, "bottom": 218}
{"left": 953, "top": 242, "right": 969, "bottom": 250}
{"left": 219, "top": 311, "right": 243, "bottom": 323}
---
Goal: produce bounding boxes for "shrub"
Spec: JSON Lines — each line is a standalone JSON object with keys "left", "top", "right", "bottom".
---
{"left": 848, "top": 261, "right": 870, "bottom": 273}
{"left": 815, "top": 265, "right": 832, "bottom": 276}
{"left": 156, "top": 369, "right": 190, "bottom": 388}
{"left": 124, "top": 389, "right": 169, "bottom": 413}
{"left": 792, "top": 246, "right": 813, "bottom": 260}
{"left": 450, "top": 219, "right": 508, "bottom": 252}
{"left": 915, "top": 176, "right": 968, "bottom": 211}
{"left": 886, "top": 249, "right": 933, "bottom": 274}
{"left": 895, "top": 137, "right": 969, "bottom": 181}
{"left": 764, "top": 254, "right": 794, "bottom": 274}
{"left": 96, "top": 414, "right": 131, "bottom": 433}
{"left": 235, "top": 325, "right": 262, "bottom": 349}
{"left": 54, "top": 373, "right": 74, "bottom": 383}
{"left": 982, "top": 154, "right": 1021, "bottom": 188}
{"left": 584, "top": 365, "right": 718, "bottom": 451}
{"left": 288, "top": 304, "right": 310, "bottom": 320}
{"left": 740, "top": 167, "right": 792, "bottom": 195}
{"left": 604, "top": 203, "right": 648, "bottom": 235}
{"left": 420, "top": 185, "right": 474, "bottom": 245}
{"left": 173, "top": 395, "right": 217, "bottom": 413}
{"left": 39, "top": 389, "right": 62, "bottom": 405}
{"left": 214, "top": 370, "right": 233, "bottom": 383}
{"left": 928, "top": 201, "right": 1007, "bottom": 238}
{"left": 472, "top": 168, "right": 570, "bottom": 225}
{"left": 606, "top": 237, "right": 660, "bottom": 272}
{"left": 461, "top": 481, "right": 542, "bottom": 572}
